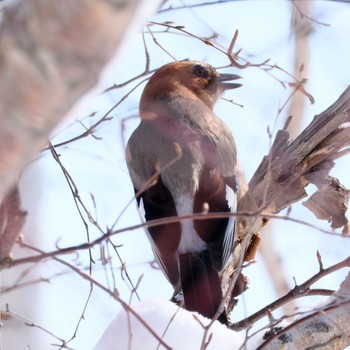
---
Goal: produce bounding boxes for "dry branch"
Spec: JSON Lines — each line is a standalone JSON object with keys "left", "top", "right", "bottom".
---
{"left": 0, "top": 0, "right": 147, "bottom": 200}
{"left": 256, "top": 271, "right": 350, "bottom": 349}
{"left": 258, "top": 301, "right": 350, "bottom": 350}
{"left": 222, "top": 86, "right": 350, "bottom": 316}
{"left": 4, "top": 88, "right": 350, "bottom": 269}
{"left": 238, "top": 85, "right": 350, "bottom": 245}
{"left": 258, "top": 0, "right": 313, "bottom": 317}
{"left": 221, "top": 86, "right": 350, "bottom": 349}
{"left": 232, "top": 255, "right": 350, "bottom": 331}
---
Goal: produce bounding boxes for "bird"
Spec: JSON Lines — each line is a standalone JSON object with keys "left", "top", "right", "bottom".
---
{"left": 125, "top": 60, "right": 241, "bottom": 324}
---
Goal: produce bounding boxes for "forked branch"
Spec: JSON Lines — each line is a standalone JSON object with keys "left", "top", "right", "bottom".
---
{"left": 236, "top": 85, "right": 350, "bottom": 263}
{"left": 222, "top": 85, "right": 350, "bottom": 319}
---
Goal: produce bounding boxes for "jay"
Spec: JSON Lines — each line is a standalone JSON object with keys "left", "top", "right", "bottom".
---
{"left": 126, "top": 61, "right": 241, "bottom": 324}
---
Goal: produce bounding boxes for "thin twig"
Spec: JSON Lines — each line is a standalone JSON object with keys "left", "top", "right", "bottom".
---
{"left": 48, "top": 142, "right": 141, "bottom": 300}
{"left": 63, "top": 283, "right": 94, "bottom": 348}
{"left": 4, "top": 209, "right": 349, "bottom": 270}
{"left": 18, "top": 241, "right": 172, "bottom": 350}
{"left": 232, "top": 253, "right": 350, "bottom": 330}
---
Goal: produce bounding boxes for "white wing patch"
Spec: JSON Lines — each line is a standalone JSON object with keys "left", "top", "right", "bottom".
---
{"left": 176, "top": 194, "right": 207, "bottom": 254}
{"left": 222, "top": 184, "right": 237, "bottom": 268}
{"left": 137, "top": 185, "right": 235, "bottom": 277}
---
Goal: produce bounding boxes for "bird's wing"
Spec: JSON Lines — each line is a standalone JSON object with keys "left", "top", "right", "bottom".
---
{"left": 126, "top": 101, "right": 238, "bottom": 275}
{"left": 126, "top": 122, "right": 181, "bottom": 289}
{"left": 193, "top": 168, "right": 237, "bottom": 271}
{"left": 162, "top": 97, "right": 238, "bottom": 271}
{"left": 222, "top": 175, "right": 238, "bottom": 268}
{"left": 175, "top": 99, "right": 237, "bottom": 270}
{"left": 136, "top": 180, "right": 182, "bottom": 289}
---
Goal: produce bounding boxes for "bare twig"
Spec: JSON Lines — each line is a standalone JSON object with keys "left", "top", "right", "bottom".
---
{"left": 0, "top": 186, "right": 27, "bottom": 262}
{"left": 18, "top": 241, "right": 172, "bottom": 350}
{"left": 63, "top": 283, "right": 94, "bottom": 348}
{"left": 158, "top": 0, "right": 238, "bottom": 13}
{"left": 236, "top": 85, "right": 350, "bottom": 242}
{"left": 3, "top": 209, "right": 349, "bottom": 270}
{"left": 1, "top": 308, "right": 71, "bottom": 349}
{"left": 148, "top": 21, "right": 250, "bottom": 68}
{"left": 221, "top": 85, "right": 350, "bottom": 319}
{"left": 48, "top": 142, "right": 96, "bottom": 270}
{"left": 146, "top": 24, "right": 177, "bottom": 61}
{"left": 48, "top": 142, "right": 141, "bottom": 300}
{"left": 232, "top": 254, "right": 350, "bottom": 331}
{"left": 47, "top": 77, "right": 149, "bottom": 151}
{"left": 291, "top": 0, "right": 330, "bottom": 27}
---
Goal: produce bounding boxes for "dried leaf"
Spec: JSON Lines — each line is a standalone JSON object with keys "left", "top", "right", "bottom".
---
{"left": 303, "top": 177, "right": 349, "bottom": 230}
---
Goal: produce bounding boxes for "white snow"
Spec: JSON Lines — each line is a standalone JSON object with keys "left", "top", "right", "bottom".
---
{"left": 93, "top": 298, "right": 254, "bottom": 350}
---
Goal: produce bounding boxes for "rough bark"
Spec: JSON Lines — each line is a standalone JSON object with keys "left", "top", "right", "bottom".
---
{"left": 238, "top": 85, "right": 350, "bottom": 243}
{"left": 223, "top": 86, "right": 350, "bottom": 330}
{"left": 257, "top": 272, "right": 350, "bottom": 349}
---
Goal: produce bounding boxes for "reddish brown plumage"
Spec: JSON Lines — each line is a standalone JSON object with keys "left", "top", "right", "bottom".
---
{"left": 126, "top": 61, "right": 241, "bottom": 324}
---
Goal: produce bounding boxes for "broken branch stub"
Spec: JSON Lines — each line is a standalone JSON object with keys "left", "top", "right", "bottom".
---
{"left": 238, "top": 85, "right": 350, "bottom": 251}
{"left": 223, "top": 86, "right": 350, "bottom": 317}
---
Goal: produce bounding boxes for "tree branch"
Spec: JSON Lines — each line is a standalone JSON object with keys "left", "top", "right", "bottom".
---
{"left": 257, "top": 297, "right": 350, "bottom": 349}
{"left": 0, "top": 186, "right": 26, "bottom": 262}
{"left": 222, "top": 85, "right": 350, "bottom": 317}
{"left": 232, "top": 254, "right": 350, "bottom": 331}
{"left": 237, "top": 85, "right": 350, "bottom": 257}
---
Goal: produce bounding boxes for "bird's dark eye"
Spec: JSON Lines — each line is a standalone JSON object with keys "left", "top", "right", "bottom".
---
{"left": 193, "top": 65, "right": 208, "bottom": 78}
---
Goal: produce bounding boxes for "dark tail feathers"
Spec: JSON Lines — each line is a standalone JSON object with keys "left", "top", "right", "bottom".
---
{"left": 179, "top": 251, "right": 228, "bottom": 325}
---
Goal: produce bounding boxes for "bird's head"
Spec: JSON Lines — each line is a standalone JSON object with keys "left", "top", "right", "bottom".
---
{"left": 140, "top": 61, "right": 242, "bottom": 111}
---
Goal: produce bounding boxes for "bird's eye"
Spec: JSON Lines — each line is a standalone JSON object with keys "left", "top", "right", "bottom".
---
{"left": 193, "top": 65, "right": 208, "bottom": 78}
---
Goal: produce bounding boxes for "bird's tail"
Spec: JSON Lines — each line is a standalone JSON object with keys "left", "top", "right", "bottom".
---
{"left": 179, "top": 251, "right": 228, "bottom": 325}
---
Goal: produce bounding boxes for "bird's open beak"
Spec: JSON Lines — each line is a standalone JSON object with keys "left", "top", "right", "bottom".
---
{"left": 218, "top": 73, "right": 242, "bottom": 90}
